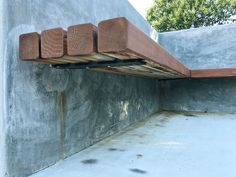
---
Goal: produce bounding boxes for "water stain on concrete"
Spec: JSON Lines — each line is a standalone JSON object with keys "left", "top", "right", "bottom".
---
{"left": 155, "top": 123, "right": 164, "bottom": 127}
{"left": 132, "top": 134, "right": 146, "bottom": 138}
{"left": 57, "top": 91, "right": 66, "bottom": 159}
{"left": 81, "top": 159, "right": 98, "bottom": 164}
{"left": 108, "top": 148, "right": 117, "bottom": 151}
{"left": 184, "top": 114, "right": 197, "bottom": 117}
{"left": 108, "top": 148, "right": 125, "bottom": 152}
{"left": 136, "top": 154, "right": 143, "bottom": 159}
{"left": 158, "top": 112, "right": 177, "bottom": 123}
{"left": 129, "top": 168, "right": 147, "bottom": 174}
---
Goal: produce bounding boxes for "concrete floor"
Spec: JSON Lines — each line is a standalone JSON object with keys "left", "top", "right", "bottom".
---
{"left": 30, "top": 111, "right": 236, "bottom": 177}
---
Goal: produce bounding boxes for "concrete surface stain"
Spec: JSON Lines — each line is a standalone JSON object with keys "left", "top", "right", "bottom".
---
{"left": 108, "top": 148, "right": 125, "bottom": 152}
{"left": 158, "top": 112, "right": 177, "bottom": 123}
{"left": 81, "top": 159, "right": 98, "bottom": 164}
{"left": 108, "top": 148, "right": 117, "bottom": 151}
{"left": 184, "top": 114, "right": 197, "bottom": 117}
{"left": 131, "top": 134, "right": 146, "bottom": 138}
{"left": 155, "top": 123, "right": 164, "bottom": 127}
{"left": 57, "top": 91, "right": 66, "bottom": 159}
{"left": 136, "top": 154, "right": 143, "bottom": 159}
{"left": 129, "top": 168, "right": 147, "bottom": 174}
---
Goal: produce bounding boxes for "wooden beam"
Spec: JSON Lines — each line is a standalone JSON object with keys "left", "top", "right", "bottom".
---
{"left": 19, "top": 32, "right": 66, "bottom": 64}
{"left": 67, "top": 23, "right": 114, "bottom": 62}
{"left": 19, "top": 32, "right": 40, "bottom": 60}
{"left": 191, "top": 68, "right": 236, "bottom": 78}
{"left": 19, "top": 19, "right": 192, "bottom": 79}
{"left": 98, "top": 17, "right": 190, "bottom": 77}
{"left": 67, "top": 23, "right": 97, "bottom": 55}
{"left": 41, "top": 28, "right": 67, "bottom": 58}
{"left": 40, "top": 25, "right": 114, "bottom": 64}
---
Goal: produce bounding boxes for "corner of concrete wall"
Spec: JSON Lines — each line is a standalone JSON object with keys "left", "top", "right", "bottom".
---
{"left": 158, "top": 24, "right": 236, "bottom": 113}
{"left": 160, "top": 78, "right": 236, "bottom": 113}
{"left": 0, "top": 0, "right": 7, "bottom": 176}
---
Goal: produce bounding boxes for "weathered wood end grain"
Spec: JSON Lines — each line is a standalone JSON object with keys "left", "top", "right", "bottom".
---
{"left": 41, "top": 28, "right": 67, "bottom": 58}
{"left": 67, "top": 23, "right": 97, "bottom": 55}
{"left": 19, "top": 32, "right": 40, "bottom": 60}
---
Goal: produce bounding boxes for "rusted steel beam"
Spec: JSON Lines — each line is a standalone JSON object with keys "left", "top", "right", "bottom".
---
{"left": 98, "top": 17, "right": 190, "bottom": 77}
{"left": 191, "top": 68, "right": 236, "bottom": 78}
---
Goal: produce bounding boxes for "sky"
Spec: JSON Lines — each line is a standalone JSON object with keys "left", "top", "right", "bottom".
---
{"left": 128, "top": 0, "right": 154, "bottom": 17}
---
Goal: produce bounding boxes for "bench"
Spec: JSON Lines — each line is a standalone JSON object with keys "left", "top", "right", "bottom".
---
{"left": 19, "top": 17, "right": 236, "bottom": 79}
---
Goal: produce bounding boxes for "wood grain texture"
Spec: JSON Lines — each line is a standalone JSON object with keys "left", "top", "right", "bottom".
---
{"left": 67, "top": 23, "right": 97, "bottom": 55}
{"left": 98, "top": 17, "right": 190, "bottom": 77}
{"left": 41, "top": 28, "right": 67, "bottom": 58}
{"left": 40, "top": 25, "right": 114, "bottom": 63}
{"left": 19, "top": 32, "right": 67, "bottom": 64}
{"left": 67, "top": 23, "right": 114, "bottom": 62}
{"left": 191, "top": 68, "right": 236, "bottom": 78}
{"left": 19, "top": 32, "right": 40, "bottom": 60}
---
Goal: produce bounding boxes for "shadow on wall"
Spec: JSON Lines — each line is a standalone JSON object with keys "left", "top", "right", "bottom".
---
{"left": 160, "top": 77, "right": 236, "bottom": 114}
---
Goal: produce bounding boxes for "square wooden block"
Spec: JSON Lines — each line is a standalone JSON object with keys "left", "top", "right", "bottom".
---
{"left": 19, "top": 32, "right": 40, "bottom": 60}
{"left": 41, "top": 28, "right": 66, "bottom": 58}
{"left": 67, "top": 23, "right": 97, "bottom": 55}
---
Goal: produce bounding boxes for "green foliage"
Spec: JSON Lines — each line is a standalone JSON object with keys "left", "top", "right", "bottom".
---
{"left": 146, "top": 0, "right": 236, "bottom": 32}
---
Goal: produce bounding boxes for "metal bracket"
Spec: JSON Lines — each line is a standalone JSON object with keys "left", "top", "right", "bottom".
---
{"left": 50, "top": 59, "right": 145, "bottom": 69}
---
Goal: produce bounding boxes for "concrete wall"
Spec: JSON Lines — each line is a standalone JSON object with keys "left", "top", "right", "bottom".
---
{"left": 0, "top": 0, "right": 6, "bottom": 176}
{"left": 159, "top": 24, "right": 236, "bottom": 113}
{"left": 158, "top": 24, "right": 236, "bottom": 69}
{"left": 2, "top": 0, "right": 159, "bottom": 177}
{"left": 160, "top": 78, "right": 236, "bottom": 113}
{"left": 3, "top": 0, "right": 236, "bottom": 176}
